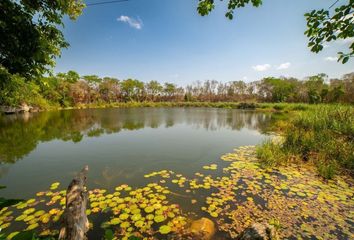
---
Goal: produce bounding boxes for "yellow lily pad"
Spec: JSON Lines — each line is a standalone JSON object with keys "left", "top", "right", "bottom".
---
{"left": 159, "top": 225, "right": 172, "bottom": 234}
{"left": 154, "top": 215, "right": 166, "bottom": 223}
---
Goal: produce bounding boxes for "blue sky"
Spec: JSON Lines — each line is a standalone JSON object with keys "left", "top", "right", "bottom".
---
{"left": 55, "top": 0, "right": 354, "bottom": 85}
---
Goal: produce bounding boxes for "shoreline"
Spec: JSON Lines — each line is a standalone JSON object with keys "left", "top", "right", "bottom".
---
{"left": 1, "top": 102, "right": 327, "bottom": 115}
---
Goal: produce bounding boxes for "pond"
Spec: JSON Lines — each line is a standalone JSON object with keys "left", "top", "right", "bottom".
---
{"left": 0, "top": 108, "right": 272, "bottom": 198}
{"left": 0, "top": 108, "right": 352, "bottom": 239}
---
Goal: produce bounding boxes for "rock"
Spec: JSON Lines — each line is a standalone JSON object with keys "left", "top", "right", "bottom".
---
{"left": 20, "top": 103, "right": 30, "bottom": 112}
{"left": 30, "top": 106, "right": 40, "bottom": 112}
{"left": 236, "top": 223, "right": 278, "bottom": 240}
{"left": 2, "top": 106, "right": 21, "bottom": 114}
{"left": 0, "top": 103, "right": 32, "bottom": 114}
{"left": 190, "top": 217, "right": 216, "bottom": 240}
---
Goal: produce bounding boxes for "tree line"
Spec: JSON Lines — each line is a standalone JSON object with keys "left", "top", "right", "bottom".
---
{"left": 0, "top": 67, "right": 353, "bottom": 108}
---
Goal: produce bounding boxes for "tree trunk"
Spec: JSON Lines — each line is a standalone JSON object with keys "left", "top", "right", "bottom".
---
{"left": 59, "top": 166, "right": 89, "bottom": 240}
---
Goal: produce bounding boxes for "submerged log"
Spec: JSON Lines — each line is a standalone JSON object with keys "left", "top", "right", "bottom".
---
{"left": 59, "top": 166, "right": 89, "bottom": 240}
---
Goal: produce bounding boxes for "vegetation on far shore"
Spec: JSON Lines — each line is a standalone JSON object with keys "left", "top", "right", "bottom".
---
{"left": 55, "top": 101, "right": 316, "bottom": 113}
{"left": 1, "top": 67, "right": 353, "bottom": 112}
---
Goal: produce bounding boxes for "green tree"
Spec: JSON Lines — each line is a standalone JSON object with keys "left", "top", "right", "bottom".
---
{"left": 120, "top": 79, "right": 144, "bottom": 102}
{"left": 83, "top": 75, "right": 102, "bottom": 84}
{"left": 164, "top": 83, "right": 177, "bottom": 98}
{"left": 0, "top": 0, "right": 85, "bottom": 78}
{"left": 99, "top": 78, "right": 120, "bottom": 102}
{"left": 197, "top": 0, "right": 353, "bottom": 63}
{"left": 263, "top": 78, "right": 296, "bottom": 102}
{"left": 305, "top": 74, "right": 328, "bottom": 104}
{"left": 57, "top": 71, "right": 80, "bottom": 83}
{"left": 146, "top": 80, "right": 163, "bottom": 101}
{"left": 0, "top": 67, "right": 44, "bottom": 107}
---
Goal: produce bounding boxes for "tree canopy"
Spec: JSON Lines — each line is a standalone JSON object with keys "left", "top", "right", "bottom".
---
{"left": 0, "top": 0, "right": 85, "bottom": 78}
{"left": 197, "top": 0, "right": 354, "bottom": 63}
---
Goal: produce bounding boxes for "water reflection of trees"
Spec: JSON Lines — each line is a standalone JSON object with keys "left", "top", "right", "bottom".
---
{"left": 0, "top": 108, "right": 281, "bottom": 163}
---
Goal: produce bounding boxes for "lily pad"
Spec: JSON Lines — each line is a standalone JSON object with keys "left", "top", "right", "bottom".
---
{"left": 154, "top": 215, "right": 166, "bottom": 223}
{"left": 159, "top": 225, "right": 172, "bottom": 234}
{"left": 144, "top": 206, "right": 154, "bottom": 213}
{"left": 119, "top": 213, "right": 129, "bottom": 220}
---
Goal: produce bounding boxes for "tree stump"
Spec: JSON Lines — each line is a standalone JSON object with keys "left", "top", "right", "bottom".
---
{"left": 59, "top": 166, "right": 89, "bottom": 240}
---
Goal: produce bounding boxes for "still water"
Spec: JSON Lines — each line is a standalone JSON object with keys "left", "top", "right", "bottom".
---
{"left": 0, "top": 108, "right": 272, "bottom": 199}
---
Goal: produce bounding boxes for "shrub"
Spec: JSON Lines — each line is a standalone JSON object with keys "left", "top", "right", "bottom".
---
{"left": 237, "top": 102, "right": 257, "bottom": 109}
{"left": 273, "top": 104, "right": 285, "bottom": 111}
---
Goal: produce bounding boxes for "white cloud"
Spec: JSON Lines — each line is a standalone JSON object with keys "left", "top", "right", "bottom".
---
{"left": 117, "top": 15, "right": 143, "bottom": 29}
{"left": 252, "top": 64, "right": 271, "bottom": 72}
{"left": 324, "top": 56, "right": 338, "bottom": 62}
{"left": 277, "top": 62, "right": 291, "bottom": 70}
{"left": 242, "top": 76, "right": 248, "bottom": 81}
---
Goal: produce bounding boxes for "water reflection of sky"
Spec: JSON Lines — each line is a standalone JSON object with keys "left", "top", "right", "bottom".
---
{"left": 0, "top": 108, "right": 275, "bottom": 198}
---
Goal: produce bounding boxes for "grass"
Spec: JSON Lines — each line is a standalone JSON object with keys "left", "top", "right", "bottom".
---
{"left": 256, "top": 140, "right": 287, "bottom": 167}
{"left": 257, "top": 105, "right": 354, "bottom": 179}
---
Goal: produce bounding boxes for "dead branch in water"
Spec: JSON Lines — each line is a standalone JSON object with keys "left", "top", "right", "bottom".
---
{"left": 59, "top": 166, "right": 89, "bottom": 240}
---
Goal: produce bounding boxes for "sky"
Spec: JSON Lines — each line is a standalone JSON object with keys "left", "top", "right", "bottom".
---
{"left": 55, "top": 0, "right": 354, "bottom": 85}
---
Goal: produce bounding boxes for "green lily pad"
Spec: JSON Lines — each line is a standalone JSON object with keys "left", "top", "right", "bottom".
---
{"left": 159, "top": 225, "right": 172, "bottom": 234}
{"left": 154, "top": 215, "right": 166, "bottom": 223}
{"left": 131, "top": 213, "right": 141, "bottom": 221}
{"left": 134, "top": 220, "right": 144, "bottom": 228}
{"left": 144, "top": 206, "right": 154, "bottom": 213}
{"left": 110, "top": 218, "right": 120, "bottom": 225}
{"left": 120, "top": 221, "right": 130, "bottom": 228}
{"left": 119, "top": 213, "right": 129, "bottom": 220}
{"left": 23, "top": 208, "right": 35, "bottom": 215}
{"left": 26, "top": 223, "right": 39, "bottom": 230}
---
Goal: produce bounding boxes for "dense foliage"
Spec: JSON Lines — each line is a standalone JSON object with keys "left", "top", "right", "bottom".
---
{"left": 1, "top": 67, "right": 353, "bottom": 108}
{"left": 0, "top": 0, "right": 85, "bottom": 78}
{"left": 197, "top": 0, "right": 354, "bottom": 63}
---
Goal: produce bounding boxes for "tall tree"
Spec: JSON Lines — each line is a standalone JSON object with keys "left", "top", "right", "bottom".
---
{"left": 146, "top": 80, "right": 163, "bottom": 101}
{"left": 0, "top": 0, "right": 85, "bottom": 78}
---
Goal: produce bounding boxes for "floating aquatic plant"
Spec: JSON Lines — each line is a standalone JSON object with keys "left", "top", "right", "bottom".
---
{"left": 0, "top": 145, "right": 353, "bottom": 239}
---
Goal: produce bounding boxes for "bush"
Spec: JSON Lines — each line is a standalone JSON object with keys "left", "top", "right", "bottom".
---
{"left": 237, "top": 102, "right": 257, "bottom": 109}
{"left": 0, "top": 67, "right": 51, "bottom": 108}
{"left": 273, "top": 104, "right": 285, "bottom": 111}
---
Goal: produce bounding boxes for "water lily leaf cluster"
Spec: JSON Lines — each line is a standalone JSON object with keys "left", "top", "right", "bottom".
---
{"left": 0, "top": 145, "right": 353, "bottom": 239}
